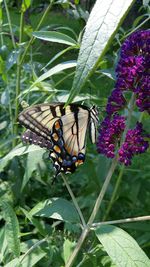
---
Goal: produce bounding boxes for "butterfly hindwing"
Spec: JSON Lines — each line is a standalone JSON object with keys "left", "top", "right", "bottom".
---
{"left": 19, "top": 103, "right": 99, "bottom": 177}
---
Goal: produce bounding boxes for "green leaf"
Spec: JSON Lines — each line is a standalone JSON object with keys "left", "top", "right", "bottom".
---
{"left": 5, "top": 249, "right": 46, "bottom": 267}
{"left": 22, "top": 149, "right": 46, "bottom": 190}
{"left": 21, "top": 208, "right": 47, "bottom": 237}
{"left": 1, "top": 201, "right": 20, "bottom": 257}
{"left": 0, "top": 227, "right": 7, "bottom": 262}
{"left": 33, "top": 31, "right": 78, "bottom": 46}
{"left": 21, "top": 0, "right": 31, "bottom": 12}
{"left": 95, "top": 225, "right": 150, "bottom": 267}
{"left": 0, "top": 144, "right": 43, "bottom": 172}
{"left": 66, "top": 0, "right": 135, "bottom": 104}
{"left": 42, "top": 46, "right": 77, "bottom": 70}
{"left": 30, "top": 61, "right": 76, "bottom": 88}
{"left": 6, "top": 49, "right": 20, "bottom": 70}
{"left": 29, "top": 198, "right": 80, "bottom": 223}
{"left": 63, "top": 239, "right": 76, "bottom": 264}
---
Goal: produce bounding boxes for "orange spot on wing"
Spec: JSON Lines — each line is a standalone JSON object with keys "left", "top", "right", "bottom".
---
{"left": 55, "top": 121, "right": 60, "bottom": 129}
{"left": 54, "top": 145, "right": 61, "bottom": 154}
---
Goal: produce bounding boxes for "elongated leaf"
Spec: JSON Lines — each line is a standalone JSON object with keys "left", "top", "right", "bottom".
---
{"left": 33, "top": 31, "right": 78, "bottom": 46}
{"left": 0, "top": 227, "right": 7, "bottom": 262}
{"left": 31, "top": 61, "right": 76, "bottom": 88}
{"left": 0, "top": 144, "right": 43, "bottom": 172}
{"left": 22, "top": 149, "right": 46, "bottom": 190}
{"left": 95, "top": 225, "right": 150, "bottom": 267}
{"left": 66, "top": 0, "right": 135, "bottom": 104}
{"left": 42, "top": 46, "right": 76, "bottom": 70}
{"left": 1, "top": 201, "right": 20, "bottom": 257}
{"left": 29, "top": 198, "right": 80, "bottom": 223}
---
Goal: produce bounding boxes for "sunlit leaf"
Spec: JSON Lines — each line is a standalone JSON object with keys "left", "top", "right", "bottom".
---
{"left": 5, "top": 249, "right": 46, "bottom": 267}
{"left": 63, "top": 239, "right": 76, "bottom": 264}
{"left": 66, "top": 0, "right": 135, "bottom": 104}
{"left": 21, "top": 0, "right": 31, "bottom": 12}
{"left": 29, "top": 198, "right": 80, "bottom": 223}
{"left": 33, "top": 31, "right": 78, "bottom": 46}
{"left": 95, "top": 225, "right": 150, "bottom": 267}
{"left": 1, "top": 201, "right": 20, "bottom": 257}
{"left": 0, "top": 144, "right": 43, "bottom": 172}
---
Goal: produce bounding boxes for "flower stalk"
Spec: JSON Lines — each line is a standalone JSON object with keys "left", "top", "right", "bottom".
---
{"left": 66, "top": 156, "right": 118, "bottom": 267}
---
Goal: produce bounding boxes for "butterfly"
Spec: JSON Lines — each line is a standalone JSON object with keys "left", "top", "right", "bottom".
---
{"left": 18, "top": 103, "right": 99, "bottom": 178}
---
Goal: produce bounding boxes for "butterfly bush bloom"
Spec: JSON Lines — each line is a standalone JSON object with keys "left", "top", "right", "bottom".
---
{"left": 97, "top": 30, "right": 150, "bottom": 165}
{"left": 118, "top": 123, "right": 149, "bottom": 166}
{"left": 97, "top": 114, "right": 125, "bottom": 158}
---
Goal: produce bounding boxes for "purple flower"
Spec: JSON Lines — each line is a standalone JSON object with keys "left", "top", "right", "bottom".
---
{"left": 118, "top": 122, "right": 149, "bottom": 166}
{"left": 97, "top": 114, "right": 126, "bottom": 158}
{"left": 135, "top": 75, "right": 150, "bottom": 114}
{"left": 120, "top": 30, "right": 150, "bottom": 58}
{"left": 106, "top": 88, "right": 126, "bottom": 115}
{"left": 116, "top": 30, "right": 150, "bottom": 92}
{"left": 116, "top": 55, "right": 145, "bottom": 91}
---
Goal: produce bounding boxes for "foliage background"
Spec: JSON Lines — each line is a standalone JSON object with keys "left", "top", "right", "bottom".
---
{"left": 0, "top": 0, "right": 150, "bottom": 266}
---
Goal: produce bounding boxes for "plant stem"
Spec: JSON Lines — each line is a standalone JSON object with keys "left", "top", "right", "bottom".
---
{"left": 66, "top": 94, "right": 136, "bottom": 266}
{"left": 91, "top": 215, "right": 150, "bottom": 229}
{"left": 88, "top": 157, "right": 118, "bottom": 226}
{"left": 102, "top": 165, "right": 125, "bottom": 221}
{"left": 91, "top": 215, "right": 150, "bottom": 228}
{"left": 19, "top": 237, "right": 47, "bottom": 264}
{"left": 20, "top": 1, "right": 54, "bottom": 66}
{"left": 66, "top": 157, "right": 118, "bottom": 267}
{"left": 61, "top": 174, "right": 86, "bottom": 228}
{"left": 102, "top": 93, "right": 135, "bottom": 221}
{"left": 65, "top": 227, "right": 89, "bottom": 267}
{"left": 4, "top": 0, "right": 16, "bottom": 49}
{"left": 123, "top": 93, "right": 135, "bottom": 140}
{"left": 13, "top": 11, "right": 24, "bottom": 147}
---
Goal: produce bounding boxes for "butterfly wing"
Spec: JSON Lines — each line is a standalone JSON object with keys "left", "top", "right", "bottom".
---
{"left": 19, "top": 103, "right": 90, "bottom": 176}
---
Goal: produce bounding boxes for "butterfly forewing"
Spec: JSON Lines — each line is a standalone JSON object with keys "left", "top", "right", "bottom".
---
{"left": 18, "top": 103, "right": 99, "bottom": 177}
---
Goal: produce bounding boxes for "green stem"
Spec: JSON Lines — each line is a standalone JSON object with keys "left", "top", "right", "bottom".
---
{"left": 20, "top": 1, "right": 54, "bottom": 66}
{"left": 4, "top": 0, "right": 16, "bottom": 49}
{"left": 102, "top": 165, "right": 124, "bottom": 221}
{"left": 102, "top": 93, "right": 136, "bottom": 221}
{"left": 91, "top": 215, "right": 150, "bottom": 228}
{"left": 66, "top": 157, "right": 118, "bottom": 267}
{"left": 122, "top": 93, "right": 135, "bottom": 141}
{"left": 20, "top": 237, "right": 47, "bottom": 264}
{"left": 65, "top": 227, "right": 89, "bottom": 267}
{"left": 61, "top": 174, "right": 86, "bottom": 228}
{"left": 66, "top": 94, "right": 136, "bottom": 267}
{"left": 13, "top": 11, "right": 24, "bottom": 147}
{"left": 88, "top": 157, "right": 118, "bottom": 226}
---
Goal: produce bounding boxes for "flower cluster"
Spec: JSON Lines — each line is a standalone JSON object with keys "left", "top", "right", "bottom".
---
{"left": 97, "top": 114, "right": 125, "bottom": 158}
{"left": 106, "top": 88, "right": 126, "bottom": 115}
{"left": 118, "top": 123, "right": 149, "bottom": 166}
{"left": 134, "top": 75, "right": 150, "bottom": 114}
{"left": 115, "top": 29, "right": 150, "bottom": 114}
{"left": 97, "top": 30, "right": 149, "bottom": 166}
